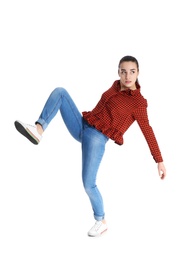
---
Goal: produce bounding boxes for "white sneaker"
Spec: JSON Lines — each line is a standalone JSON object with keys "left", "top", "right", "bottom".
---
{"left": 88, "top": 221, "right": 108, "bottom": 237}
{"left": 14, "top": 120, "right": 42, "bottom": 145}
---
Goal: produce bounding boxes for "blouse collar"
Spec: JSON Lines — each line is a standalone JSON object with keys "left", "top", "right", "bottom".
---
{"left": 117, "top": 80, "right": 141, "bottom": 96}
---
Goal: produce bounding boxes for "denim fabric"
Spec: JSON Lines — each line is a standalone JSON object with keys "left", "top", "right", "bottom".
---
{"left": 36, "top": 87, "right": 109, "bottom": 220}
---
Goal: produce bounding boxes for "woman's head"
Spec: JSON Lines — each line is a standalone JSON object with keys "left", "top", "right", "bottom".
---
{"left": 118, "top": 55, "right": 139, "bottom": 90}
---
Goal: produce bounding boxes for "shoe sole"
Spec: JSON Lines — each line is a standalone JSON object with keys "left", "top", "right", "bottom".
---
{"left": 14, "top": 121, "right": 39, "bottom": 145}
{"left": 88, "top": 228, "right": 108, "bottom": 237}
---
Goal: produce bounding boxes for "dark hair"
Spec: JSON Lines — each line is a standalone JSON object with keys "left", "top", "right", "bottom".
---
{"left": 118, "top": 55, "right": 139, "bottom": 71}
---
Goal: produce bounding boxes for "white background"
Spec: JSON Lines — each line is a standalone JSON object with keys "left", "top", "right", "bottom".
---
{"left": 0, "top": 0, "right": 189, "bottom": 259}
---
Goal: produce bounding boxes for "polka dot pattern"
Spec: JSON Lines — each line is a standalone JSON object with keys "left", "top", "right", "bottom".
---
{"left": 82, "top": 80, "right": 163, "bottom": 163}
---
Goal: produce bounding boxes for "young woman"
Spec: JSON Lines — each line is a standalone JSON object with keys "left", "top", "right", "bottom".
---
{"left": 14, "top": 55, "right": 166, "bottom": 237}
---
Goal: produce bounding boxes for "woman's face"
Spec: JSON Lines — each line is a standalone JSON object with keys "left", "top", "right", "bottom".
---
{"left": 118, "top": 61, "right": 139, "bottom": 90}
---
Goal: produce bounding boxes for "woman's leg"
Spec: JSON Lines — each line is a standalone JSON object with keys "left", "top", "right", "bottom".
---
{"left": 82, "top": 121, "right": 109, "bottom": 221}
{"left": 36, "top": 87, "right": 82, "bottom": 142}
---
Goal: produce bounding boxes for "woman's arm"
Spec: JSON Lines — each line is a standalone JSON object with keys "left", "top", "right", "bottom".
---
{"left": 134, "top": 106, "right": 166, "bottom": 179}
{"left": 134, "top": 106, "right": 163, "bottom": 163}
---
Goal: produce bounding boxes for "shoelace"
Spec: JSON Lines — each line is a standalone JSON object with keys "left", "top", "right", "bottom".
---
{"left": 92, "top": 221, "right": 103, "bottom": 231}
{"left": 26, "top": 123, "right": 36, "bottom": 129}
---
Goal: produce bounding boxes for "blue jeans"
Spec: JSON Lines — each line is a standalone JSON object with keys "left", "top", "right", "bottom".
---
{"left": 36, "top": 87, "right": 109, "bottom": 221}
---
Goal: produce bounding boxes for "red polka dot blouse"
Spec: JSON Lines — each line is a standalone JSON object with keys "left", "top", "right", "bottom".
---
{"left": 82, "top": 80, "right": 163, "bottom": 163}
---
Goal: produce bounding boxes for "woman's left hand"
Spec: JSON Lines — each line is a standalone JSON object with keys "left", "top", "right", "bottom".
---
{"left": 157, "top": 162, "right": 166, "bottom": 180}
